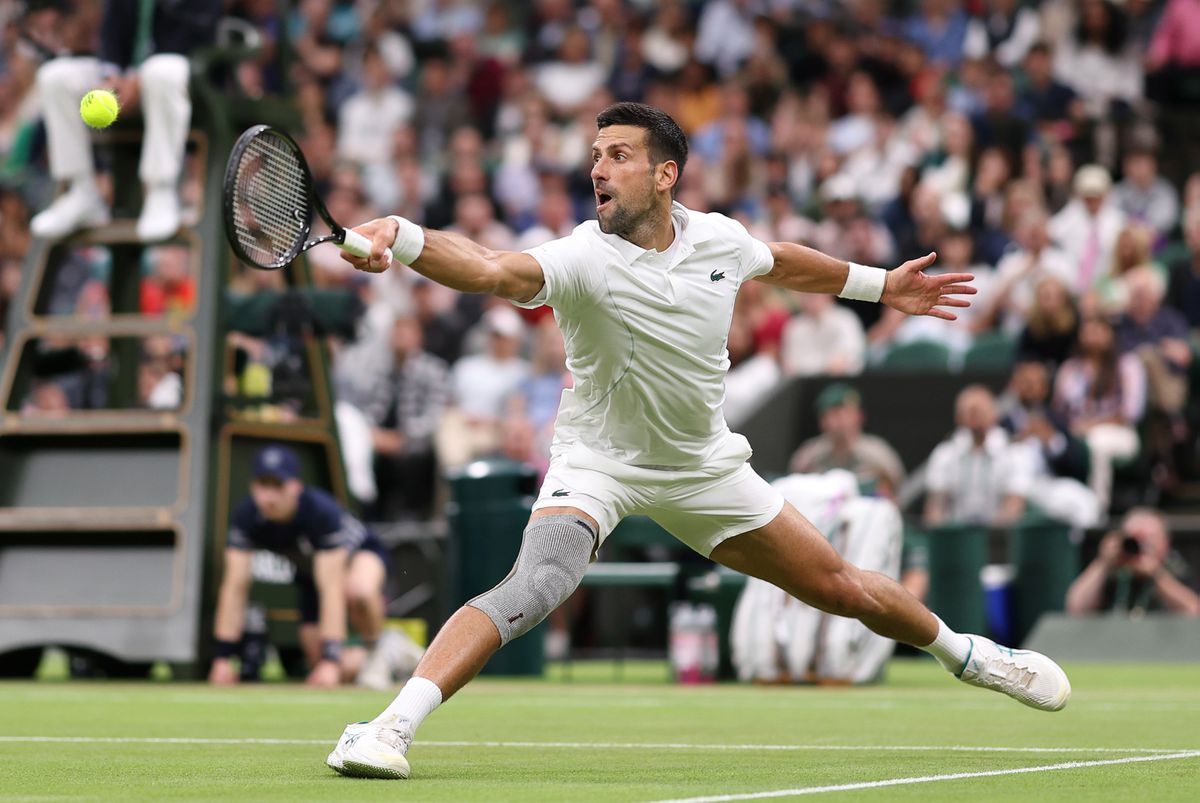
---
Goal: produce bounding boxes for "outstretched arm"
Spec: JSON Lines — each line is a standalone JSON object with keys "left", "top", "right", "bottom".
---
{"left": 756, "top": 243, "right": 976, "bottom": 320}
{"left": 340, "top": 217, "right": 545, "bottom": 304}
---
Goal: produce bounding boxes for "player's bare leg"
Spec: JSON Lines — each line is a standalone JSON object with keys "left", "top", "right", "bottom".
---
{"left": 710, "top": 502, "right": 1070, "bottom": 711}
{"left": 329, "top": 507, "right": 598, "bottom": 778}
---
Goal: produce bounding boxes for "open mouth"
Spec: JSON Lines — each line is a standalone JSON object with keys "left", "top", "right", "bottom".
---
{"left": 595, "top": 190, "right": 613, "bottom": 211}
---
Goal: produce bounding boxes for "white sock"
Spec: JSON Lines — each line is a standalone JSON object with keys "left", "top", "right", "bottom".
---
{"left": 372, "top": 676, "right": 442, "bottom": 732}
{"left": 919, "top": 615, "right": 974, "bottom": 673}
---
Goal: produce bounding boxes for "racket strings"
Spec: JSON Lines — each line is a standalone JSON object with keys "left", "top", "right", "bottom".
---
{"left": 231, "top": 133, "right": 310, "bottom": 268}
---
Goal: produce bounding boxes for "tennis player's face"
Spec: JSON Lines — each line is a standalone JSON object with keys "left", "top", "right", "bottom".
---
{"left": 591, "top": 125, "right": 658, "bottom": 236}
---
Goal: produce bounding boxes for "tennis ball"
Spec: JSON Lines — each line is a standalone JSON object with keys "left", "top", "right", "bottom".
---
{"left": 80, "top": 89, "right": 120, "bottom": 129}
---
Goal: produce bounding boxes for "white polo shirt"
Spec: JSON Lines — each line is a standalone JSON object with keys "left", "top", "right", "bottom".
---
{"left": 516, "top": 202, "right": 775, "bottom": 469}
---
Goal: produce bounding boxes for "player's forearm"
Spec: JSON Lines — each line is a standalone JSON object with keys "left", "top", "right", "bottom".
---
{"left": 763, "top": 242, "right": 855, "bottom": 295}
{"left": 213, "top": 580, "right": 249, "bottom": 642}
{"left": 407, "top": 228, "right": 507, "bottom": 295}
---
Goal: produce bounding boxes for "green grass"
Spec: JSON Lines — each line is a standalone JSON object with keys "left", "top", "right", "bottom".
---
{"left": 1, "top": 660, "right": 1198, "bottom": 801}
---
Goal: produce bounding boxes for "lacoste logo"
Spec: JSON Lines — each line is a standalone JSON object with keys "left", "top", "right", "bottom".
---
{"left": 508, "top": 613, "right": 525, "bottom": 624}
{"left": 710, "top": 270, "right": 725, "bottom": 282}
{"left": 551, "top": 488, "right": 570, "bottom": 497}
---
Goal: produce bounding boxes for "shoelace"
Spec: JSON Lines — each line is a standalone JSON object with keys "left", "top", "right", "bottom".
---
{"left": 978, "top": 657, "right": 1037, "bottom": 693}
{"left": 376, "top": 728, "right": 412, "bottom": 753}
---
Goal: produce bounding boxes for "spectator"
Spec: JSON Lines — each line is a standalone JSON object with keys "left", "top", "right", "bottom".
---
{"left": 998, "top": 360, "right": 1101, "bottom": 527}
{"left": 516, "top": 188, "right": 578, "bottom": 251}
{"left": 780, "top": 292, "right": 865, "bottom": 377}
{"left": 982, "top": 207, "right": 1076, "bottom": 334}
{"left": 789, "top": 384, "right": 906, "bottom": 500}
{"left": 412, "top": 58, "right": 470, "bottom": 167}
{"left": 340, "top": 313, "right": 450, "bottom": 519}
{"left": 436, "top": 306, "right": 529, "bottom": 471}
{"left": 534, "top": 26, "right": 607, "bottom": 116}
{"left": 137, "top": 335, "right": 183, "bottom": 409}
{"left": 694, "top": 0, "right": 759, "bottom": 78}
{"left": 1019, "top": 43, "right": 1079, "bottom": 138}
{"left": 1053, "top": 315, "right": 1146, "bottom": 510}
{"left": 1112, "top": 146, "right": 1180, "bottom": 238}
{"left": 336, "top": 47, "right": 414, "bottom": 171}
{"left": 640, "top": 2, "right": 691, "bottom": 75}
{"left": 1048, "top": 164, "right": 1127, "bottom": 298}
{"left": 903, "top": 0, "right": 970, "bottom": 68}
{"left": 1096, "top": 222, "right": 1157, "bottom": 315}
{"left": 1145, "top": 0, "right": 1200, "bottom": 74}
{"left": 1016, "top": 276, "right": 1080, "bottom": 368}
{"left": 722, "top": 300, "right": 781, "bottom": 428}
{"left": 139, "top": 245, "right": 195, "bottom": 317}
{"left": 970, "top": 69, "right": 1031, "bottom": 175}
{"left": 963, "top": 0, "right": 1041, "bottom": 68}
{"left": 500, "top": 316, "right": 569, "bottom": 480}
{"left": 1065, "top": 508, "right": 1200, "bottom": 617}
{"left": 30, "top": 0, "right": 219, "bottom": 242}
{"left": 924, "top": 384, "right": 1030, "bottom": 527}
{"left": 1115, "top": 265, "right": 1191, "bottom": 418}
{"left": 1053, "top": 0, "right": 1143, "bottom": 120}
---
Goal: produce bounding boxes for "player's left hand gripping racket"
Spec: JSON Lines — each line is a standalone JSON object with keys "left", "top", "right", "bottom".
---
{"left": 222, "top": 124, "right": 391, "bottom": 271}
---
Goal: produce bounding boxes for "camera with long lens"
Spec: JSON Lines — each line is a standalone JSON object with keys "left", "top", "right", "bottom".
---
{"left": 1121, "top": 533, "right": 1142, "bottom": 556}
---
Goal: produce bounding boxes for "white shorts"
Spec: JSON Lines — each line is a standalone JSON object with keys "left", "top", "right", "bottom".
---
{"left": 530, "top": 442, "right": 785, "bottom": 556}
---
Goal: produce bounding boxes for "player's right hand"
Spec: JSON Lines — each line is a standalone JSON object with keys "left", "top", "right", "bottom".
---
{"left": 341, "top": 217, "right": 399, "bottom": 274}
{"left": 208, "top": 658, "right": 239, "bottom": 686}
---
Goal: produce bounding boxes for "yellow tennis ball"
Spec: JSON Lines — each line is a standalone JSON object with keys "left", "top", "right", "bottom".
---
{"left": 80, "top": 89, "right": 120, "bottom": 129}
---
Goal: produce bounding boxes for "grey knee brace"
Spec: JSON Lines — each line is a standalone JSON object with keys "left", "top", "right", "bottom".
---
{"left": 468, "top": 514, "right": 596, "bottom": 644}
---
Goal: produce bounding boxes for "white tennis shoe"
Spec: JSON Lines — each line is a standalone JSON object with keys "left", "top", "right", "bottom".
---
{"left": 333, "top": 722, "right": 413, "bottom": 779}
{"left": 325, "top": 721, "right": 373, "bottom": 774}
{"left": 956, "top": 635, "right": 1071, "bottom": 711}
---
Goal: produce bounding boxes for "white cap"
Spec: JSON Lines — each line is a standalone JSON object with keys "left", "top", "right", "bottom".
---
{"left": 484, "top": 306, "right": 524, "bottom": 338}
{"left": 1074, "top": 164, "right": 1112, "bottom": 198}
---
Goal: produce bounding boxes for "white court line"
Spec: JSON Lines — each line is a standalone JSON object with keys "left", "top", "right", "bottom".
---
{"left": 645, "top": 751, "right": 1200, "bottom": 803}
{"left": 0, "top": 736, "right": 1194, "bottom": 755}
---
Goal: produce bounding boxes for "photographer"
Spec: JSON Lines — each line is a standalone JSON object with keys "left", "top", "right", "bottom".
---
{"left": 1065, "top": 509, "right": 1200, "bottom": 617}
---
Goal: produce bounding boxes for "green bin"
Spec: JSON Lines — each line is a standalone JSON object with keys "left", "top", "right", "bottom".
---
{"left": 924, "top": 524, "right": 988, "bottom": 635}
{"left": 445, "top": 459, "right": 542, "bottom": 675}
{"left": 1009, "top": 520, "right": 1079, "bottom": 645}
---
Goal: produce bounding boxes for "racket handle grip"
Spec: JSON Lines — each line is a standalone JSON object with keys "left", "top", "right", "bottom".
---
{"left": 339, "top": 227, "right": 393, "bottom": 268}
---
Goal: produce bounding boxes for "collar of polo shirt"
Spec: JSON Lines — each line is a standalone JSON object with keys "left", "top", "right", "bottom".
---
{"left": 599, "top": 202, "right": 715, "bottom": 269}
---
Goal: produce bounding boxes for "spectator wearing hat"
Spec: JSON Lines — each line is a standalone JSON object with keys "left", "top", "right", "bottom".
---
{"left": 1049, "top": 164, "right": 1128, "bottom": 298}
{"left": 210, "top": 445, "right": 420, "bottom": 689}
{"left": 436, "top": 306, "right": 530, "bottom": 471}
{"left": 789, "top": 384, "right": 907, "bottom": 500}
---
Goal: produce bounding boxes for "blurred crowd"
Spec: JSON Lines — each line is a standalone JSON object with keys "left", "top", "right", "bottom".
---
{"left": 4, "top": 0, "right": 1200, "bottom": 522}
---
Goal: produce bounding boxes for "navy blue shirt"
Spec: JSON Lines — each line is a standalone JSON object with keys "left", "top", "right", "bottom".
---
{"left": 227, "top": 487, "right": 369, "bottom": 568}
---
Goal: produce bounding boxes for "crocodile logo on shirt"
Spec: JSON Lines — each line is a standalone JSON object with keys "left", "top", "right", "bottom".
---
{"left": 551, "top": 488, "right": 570, "bottom": 497}
{"left": 710, "top": 270, "right": 726, "bottom": 282}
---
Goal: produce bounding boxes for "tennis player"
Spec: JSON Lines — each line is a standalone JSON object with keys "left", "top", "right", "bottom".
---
{"left": 325, "top": 103, "right": 1071, "bottom": 779}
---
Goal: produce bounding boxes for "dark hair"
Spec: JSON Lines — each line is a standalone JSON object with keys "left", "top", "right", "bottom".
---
{"left": 596, "top": 102, "right": 689, "bottom": 179}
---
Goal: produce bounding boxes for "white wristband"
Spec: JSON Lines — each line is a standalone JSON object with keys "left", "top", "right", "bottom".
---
{"left": 387, "top": 215, "right": 425, "bottom": 265}
{"left": 839, "top": 262, "right": 887, "bottom": 303}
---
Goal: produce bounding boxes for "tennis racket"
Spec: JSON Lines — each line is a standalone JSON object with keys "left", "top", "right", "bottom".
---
{"left": 222, "top": 124, "right": 391, "bottom": 271}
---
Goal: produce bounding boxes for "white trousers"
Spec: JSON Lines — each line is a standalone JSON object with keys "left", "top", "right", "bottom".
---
{"left": 37, "top": 54, "right": 191, "bottom": 185}
{"left": 1083, "top": 423, "right": 1140, "bottom": 511}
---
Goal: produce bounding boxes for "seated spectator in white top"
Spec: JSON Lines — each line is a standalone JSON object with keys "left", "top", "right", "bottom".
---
{"left": 982, "top": 207, "right": 1076, "bottom": 334}
{"left": 1111, "top": 146, "right": 1180, "bottom": 239}
{"left": 516, "top": 188, "right": 579, "bottom": 251}
{"left": 336, "top": 45, "right": 414, "bottom": 169}
{"left": 781, "top": 292, "right": 865, "bottom": 377}
{"left": 436, "top": 306, "right": 530, "bottom": 471}
{"left": 534, "top": 27, "right": 607, "bottom": 115}
{"left": 924, "top": 385, "right": 1031, "bottom": 527}
{"left": 1048, "top": 164, "right": 1128, "bottom": 297}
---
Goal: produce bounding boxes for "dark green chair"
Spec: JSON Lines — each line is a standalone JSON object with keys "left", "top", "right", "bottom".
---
{"left": 963, "top": 332, "right": 1017, "bottom": 372}
{"left": 879, "top": 340, "right": 952, "bottom": 372}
